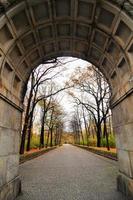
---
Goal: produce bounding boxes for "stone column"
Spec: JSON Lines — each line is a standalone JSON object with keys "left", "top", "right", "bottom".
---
{"left": 0, "top": 97, "right": 22, "bottom": 200}
{"left": 112, "top": 93, "right": 133, "bottom": 199}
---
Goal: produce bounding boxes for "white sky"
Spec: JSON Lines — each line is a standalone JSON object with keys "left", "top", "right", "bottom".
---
{"left": 53, "top": 57, "right": 91, "bottom": 112}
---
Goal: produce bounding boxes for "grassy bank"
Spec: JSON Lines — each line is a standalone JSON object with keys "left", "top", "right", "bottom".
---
{"left": 75, "top": 145, "right": 117, "bottom": 161}
{"left": 80, "top": 134, "right": 116, "bottom": 148}
{"left": 20, "top": 146, "right": 57, "bottom": 164}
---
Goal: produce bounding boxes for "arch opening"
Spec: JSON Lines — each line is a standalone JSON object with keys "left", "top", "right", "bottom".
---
{"left": 0, "top": 0, "right": 133, "bottom": 199}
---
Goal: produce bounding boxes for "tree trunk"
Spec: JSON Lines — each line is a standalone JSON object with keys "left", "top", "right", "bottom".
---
{"left": 46, "top": 131, "right": 50, "bottom": 148}
{"left": 40, "top": 101, "right": 46, "bottom": 148}
{"left": 20, "top": 129, "right": 27, "bottom": 154}
{"left": 59, "top": 131, "right": 62, "bottom": 145}
{"left": 103, "top": 117, "right": 110, "bottom": 151}
{"left": 96, "top": 104, "right": 101, "bottom": 147}
{"left": 26, "top": 116, "right": 33, "bottom": 151}
{"left": 54, "top": 127, "right": 59, "bottom": 145}
{"left": 20, "top": 73, "right": 36, "bottom": 154}
{"left": 20, "top": 86, "right": 33, "bottom": 154}
{"left": 96, "top": 124, "right": 101, "bottom": 147}
{"left": 26, "top": 100, "right": 36, "bottom": 151}
{"left": 50, "top": 127, "right": 53, "bottom": 147}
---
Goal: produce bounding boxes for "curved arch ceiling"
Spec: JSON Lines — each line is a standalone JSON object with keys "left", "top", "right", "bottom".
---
{"left": 0, "top": 0, "right": 133, "bottom": 105}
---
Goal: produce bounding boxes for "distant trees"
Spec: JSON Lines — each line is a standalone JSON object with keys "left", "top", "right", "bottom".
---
{"left": 45, "top": 99, "right": 64, "bottom": 147}
{"left": 69, "top": 65, "right": 112, "bottom": 149}
{"left": 20, "top": 58, "right": 72, "bottom": 154}
{"left": 20, "top": 58, "right": 113, "bottom": 154}
{"left": 70, "top": 114, "right": 80, "bottom": 144}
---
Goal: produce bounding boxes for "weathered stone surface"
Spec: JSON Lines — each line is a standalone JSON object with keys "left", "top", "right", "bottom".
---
{"left": 112, "top": 93, "right": 133, "bottom": 127}
{"left": 0, "top": 176, "right": 21, "bottom": 200}
{"left": 114, "top": 123, "right": 133, "bottom": 151}
{"left": 0, "top": 156, "right": 7, "bottom": 187}
{"left": 6, "top": 154, "right": 19, "bottom": 183}
{"left": 0, "top": 128, "right": 20, "bottom": 156}
{"left": 129, "top": 152, "right": 133, "bottom": 178}
{"left": 117, "top": 149, "right": 133, "bottom": 178}
{"left": 0, "top": 99, "right": 22, "bottom": 130}
{"left": 0, "top": 0, "right": 132, "bottom": 199}
{"left": 0, "top": 92, "right": 21, "bottom": 199}
{"left": 0, "top": 0, "right": 132, "bottom": 104}
{"left": 117, "top": 173, "right": 133, "bottom": 200}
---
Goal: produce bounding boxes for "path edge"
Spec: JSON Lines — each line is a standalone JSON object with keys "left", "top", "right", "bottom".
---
{"left": 74, "top": 144, "right": 118, "bottom": 161}
{"left": 20, "top": 146, "right": 59, "bottom": 164}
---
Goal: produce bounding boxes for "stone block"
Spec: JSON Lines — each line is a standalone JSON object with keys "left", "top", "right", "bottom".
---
{"left": 129, "top": 152, "right": 133, "bottom": 178}
{"left": 117, "top": 172, "right": 133, "bottom": 200}
{"left": 0, "top": 128, "right": 20, "bottom": 156}
{"left": 117, "top": 149, "right": 133, "bottom": 178}
{"left": 14, "top": 132, "right": 20, "bottom": 154}
{"left": 13, "top": 177, "right": 21, "bottom": 198}
{"left": 112, "top": 93, "right": 133, "bottom": 126}
{"left": 0, "top": 156, "right": 7, "bottom": 187}
{"left": 0, "top": 176, "right": 21, "bottom": 200}
{"left": 0, "top": 180, "right": 14, "bottom": 200}
{"left": 120, "top": 95, "right": 133, "bottom": 123}
{"left": 6, "top": 154, "right": 19, "bottom": 183}
{"left": 114, "top": 123, "right": 133, "bottom": 151}
{"left": 0, "top": 98, "right": 22, "bottom": 130}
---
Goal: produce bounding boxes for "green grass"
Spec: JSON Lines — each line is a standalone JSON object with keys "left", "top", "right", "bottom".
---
{"left": 25, "top": 134, "right": 40, "bottom": 150}
{"left": 80, "top": 134, "right": 116, "bottom": 148}
{"left": 30, "top": 134, "right": 40, "bottom": 149}
{"left": 25, "top": 134, "right": 56, "bottom": 150}
{"left": 101, "top": 134, "right": 116, "bottom": 148}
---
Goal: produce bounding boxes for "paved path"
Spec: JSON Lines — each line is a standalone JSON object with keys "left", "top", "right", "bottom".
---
{"left": 16, "top": 144, "right": 126, "bottom": 200}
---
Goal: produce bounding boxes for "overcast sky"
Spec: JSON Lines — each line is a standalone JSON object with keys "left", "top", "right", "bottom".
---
{"left": 53, "top": 57, "right": 91, "bottom": 112}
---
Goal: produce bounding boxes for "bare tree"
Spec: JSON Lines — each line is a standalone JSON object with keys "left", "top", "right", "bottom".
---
{"left": 68, "top": 65, "right": 111, "bottom": 147}
{"left": 39, "top": 97, "right": 52, "bottom": 148}
{"left": 45, "top": 100, "right": 64, "bottom": 147}
{"left": 20, "top": 58, "right": 73, "bottom": 154}
{"left": 70, "top": 115, "right": 80, "bottom": 144}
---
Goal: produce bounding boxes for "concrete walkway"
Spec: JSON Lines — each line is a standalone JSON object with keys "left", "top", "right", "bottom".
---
{"left": 16, "top": 144, "right": 126, "bottom": 200}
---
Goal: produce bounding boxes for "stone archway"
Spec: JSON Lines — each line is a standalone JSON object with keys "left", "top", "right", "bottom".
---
{"left": 0, "top": 0, "right": 133, "bottom": 199}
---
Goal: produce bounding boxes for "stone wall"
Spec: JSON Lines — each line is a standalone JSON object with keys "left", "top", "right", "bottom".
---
{"left": 0, "top": 98, "right": 22, "bottom": 200}
{"left": 112, "top": 93, "right": 133, "bottom": 199}
{"left": 0, "top": 0, "right": 133, "bottom": 199}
